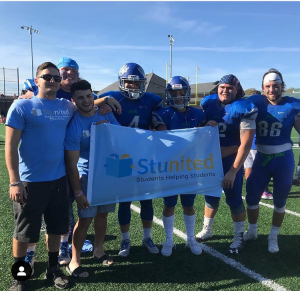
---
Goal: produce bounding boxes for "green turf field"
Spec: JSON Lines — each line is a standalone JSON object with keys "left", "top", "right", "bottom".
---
{"left": 0, "top": 123, "right": 299, "bottom": 291}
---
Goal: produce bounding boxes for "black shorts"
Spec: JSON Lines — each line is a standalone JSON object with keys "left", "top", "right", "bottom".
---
{"left": 13, "top": 176, "right": 69, "bottom": 243}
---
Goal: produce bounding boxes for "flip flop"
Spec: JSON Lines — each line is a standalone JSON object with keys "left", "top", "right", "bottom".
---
{"left": 94, "top": 254, "right": 114, "bottom": 266}
{"left": 66, "top": 264, "right": 89, "bottom": 278}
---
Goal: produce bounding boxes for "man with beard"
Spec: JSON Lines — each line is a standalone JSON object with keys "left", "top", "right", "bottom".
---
{"left": 244, "top": 68, "right": 300, "bottom": 253}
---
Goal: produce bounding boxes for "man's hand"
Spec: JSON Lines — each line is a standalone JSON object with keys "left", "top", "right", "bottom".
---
{"left": 97, "top": 104, "right": 112, "bottom": 115}
{"left": 95, "top": 120, "right": 108, "bottom": 125}
{"left": 206, "top": 120, "right": 218, "bottom": 127}
{"left": 18, "top": 92, "right": 34, "bottom": 99}
{"left": 10, "top": 183, "right": 28, "bottom": 204}
{"left": 107, "top": 97, "right": 122, "bottom": 114}
{"left": 75, "top": 195, "right": 91, "bottom": 209}
{"left": 222, "top": 169, "right": 237, "bottom": 189}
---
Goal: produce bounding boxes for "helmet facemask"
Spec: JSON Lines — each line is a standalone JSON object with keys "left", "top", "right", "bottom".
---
{"left": 119, "top": 76, "right": 146, "bottom": 99}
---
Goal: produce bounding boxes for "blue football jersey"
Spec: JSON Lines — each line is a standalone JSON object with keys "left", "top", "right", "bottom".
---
{"left": 201, "top": 94, "right": 257, "bottom": 147}
{"left": 98, "top": 91, "right": 163, "bottom": 129}
{"left": 248, "top": 95, "right": 300, "bottom": 146}
{"left": 152, "top": 106, "right": 206, "bottom": 130}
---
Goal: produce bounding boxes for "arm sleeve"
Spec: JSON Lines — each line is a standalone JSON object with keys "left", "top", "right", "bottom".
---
{"left": 65, "top": 121, "right": 81, "bottom": 151}
{"left": 5, "top": 102, "right": 26, "bottom": 131}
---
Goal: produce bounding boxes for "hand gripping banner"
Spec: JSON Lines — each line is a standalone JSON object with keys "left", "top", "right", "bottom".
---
{"left": 87, "top": 124, "right": 223, "bottom": 206}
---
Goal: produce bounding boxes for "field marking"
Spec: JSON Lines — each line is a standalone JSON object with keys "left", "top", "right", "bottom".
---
{"left": 0, "top": 134, "right": 5, "bottom": 139}
{"left": 131, "top": 204, "right": 289, "bottom": 291}
{"left": 242, "top": 197, "right": 300, "bottom": 217}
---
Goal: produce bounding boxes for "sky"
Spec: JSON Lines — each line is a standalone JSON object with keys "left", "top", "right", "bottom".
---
{"left": 1, "top": 1, "right": 300, "bottom": 95}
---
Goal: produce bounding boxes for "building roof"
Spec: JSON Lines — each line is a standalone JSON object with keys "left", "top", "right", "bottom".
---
{"left": 190, "top": 81, "right": 219, "bottom": 95}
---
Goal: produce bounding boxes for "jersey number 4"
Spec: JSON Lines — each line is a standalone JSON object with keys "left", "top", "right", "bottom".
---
{"left": 128, "top": 116, "right": 140, "bottom": 128}
{"left": 258, "top": 121, "right": 282, "bottom": 137}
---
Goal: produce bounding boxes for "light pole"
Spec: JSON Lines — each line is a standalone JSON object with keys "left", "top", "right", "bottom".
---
{"left": 168, "top": 35, "right": 174, "bottom": 79}
{"left": 21, "top": 25, "right": 40, "bottom": 78}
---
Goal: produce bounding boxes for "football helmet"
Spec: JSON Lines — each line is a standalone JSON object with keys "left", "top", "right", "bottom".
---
{"left": 118, "top": 62, "right": 147, "bottom": 99}
{"left": 23, "top": 79, "right": 39, "bottom": 95}
{"left": 166, "top": 76, "right": 191, "bottom": 109}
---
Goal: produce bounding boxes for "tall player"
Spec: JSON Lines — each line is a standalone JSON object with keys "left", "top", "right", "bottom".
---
{"left": 244, "top": 68, "right": 300, "bottom": 253}
{"left": 98, "top": 62, "right": 163, "bottom": 257}
{"left": 152, "top": 76, "right": 206, "bottom": 256}
{"left": 196, "top": 74, "right": 257, "bottom": 254}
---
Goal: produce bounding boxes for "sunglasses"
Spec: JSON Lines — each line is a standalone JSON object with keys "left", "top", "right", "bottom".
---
{"left": 39, "top": 74, "right": 62, "bottom": 82}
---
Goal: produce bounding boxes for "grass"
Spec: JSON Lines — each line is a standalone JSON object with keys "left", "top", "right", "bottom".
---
{"left": 0, "top": 123, "right": 299, "bottom": 291}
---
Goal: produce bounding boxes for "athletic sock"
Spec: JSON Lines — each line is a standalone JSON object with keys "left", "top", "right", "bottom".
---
{"left": 183, "top": 214, "right": 195, "bottom": 240}
{"left": 48, "top": 251, "right": 59, "bottom": 269}
{"left": 143, "top": 228, "right": 152, "bottom": 240}
{"left": 203, "top": 216, "right": 214, "bottom": 229}
{"left": 270, "top": 225, "right": 280, "bottom": 236}
{"left": 162, "top": 214, "right": 174, "bottom": 240}
{"left": 121, "top": 231, "right": 130, "bottom": 241}
{"left": 233, "top": 221, "right": 245, "bottom": 233}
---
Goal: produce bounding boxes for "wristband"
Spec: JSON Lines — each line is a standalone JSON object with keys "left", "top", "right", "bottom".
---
{"left": 75, "top": 190, "right": 84, "bottom": 198}
{"left": 9, "top": 181, "right": 22, "bottom": 187}
{"left": 105, "top": 95, "right": 112, "bottom": 104}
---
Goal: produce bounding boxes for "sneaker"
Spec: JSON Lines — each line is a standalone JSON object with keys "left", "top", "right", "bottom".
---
{"left": 118, "top": 239, "right": 131, "bottom": 257}
{"left": 161, "top": 238, "right": 175, "bottom": 257}
{"left": 25, "top": 251, "right": 35, "bottom": 276}
{"left": 58, "top": 241, "right": 71, "bottom": 266}
{"left": 228, "top": 232, "right": 244, "bottom": 255}
{"left": 142, "top": 237, "right": 159, "bottom": 254}
{"left": 195, "top": 226, "right": 213, "bottom": 241}
{"left": 45, "top": 265, "right": 69, "bottom": 289}
{"left": 186, "top": 237, "right": 202, "bottom": 255}
{"left": 243, "top": 229, "right": 258, "bottom": 241}
{"left": 292, "top": 176, "right": 300, "bottom": 186}
{"left": 268, "top": 233, "right": 279, "bottom": 253}
{"left": 261, "top": 191, "right": 273, "bottom": 200}
{"left": 9, "top": 279, "right": 26, "bottom": 291}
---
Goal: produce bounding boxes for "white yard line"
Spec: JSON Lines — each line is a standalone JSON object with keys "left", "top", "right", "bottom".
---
{"left": 131, "top": 204, "right": 290, "bottom": 291}
{"left": 242, "top": 197, "right": 300, "bottom": 217}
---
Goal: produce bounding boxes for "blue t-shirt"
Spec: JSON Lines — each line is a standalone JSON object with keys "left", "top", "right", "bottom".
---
{"left": 201, "top": 94, "right": 257, "bottom": 147}
{"left": 98, "top": 91, "right": 163, "bottom": 129}
{"left": 65, "top": 111, "right": 120, "bottom": 177}
{"left": 248, "top": 95, "right": 300, "bottom": 146}
{"left": 152, "top": 106, "right": 206, "bottom": 130}
{"left": 6, "top": 97, "right": 76, "bottom": 182}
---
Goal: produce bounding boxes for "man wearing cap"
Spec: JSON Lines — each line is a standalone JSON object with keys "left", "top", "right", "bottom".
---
{"left": 56, "top": 57, "right": 121, "bottom": 113}
{"left": 244, "top": 69, "right": 300, "bottom": 253}
{"left": 196, "top": 74, "right": 257, "bottom": 255}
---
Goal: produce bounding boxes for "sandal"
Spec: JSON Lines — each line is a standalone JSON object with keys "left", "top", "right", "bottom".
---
{"left": 94, "top": 254, "right": 114, "bottom": 266}
{"left": 66, "top": 264, "right": 89, "bottom": 278}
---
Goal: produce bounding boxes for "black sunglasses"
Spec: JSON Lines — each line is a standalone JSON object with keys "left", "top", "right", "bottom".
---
{"left": 39, "top": 74, "right": 62, "bottom": 82}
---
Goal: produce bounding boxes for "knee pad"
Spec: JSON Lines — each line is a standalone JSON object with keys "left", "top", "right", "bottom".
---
{"left": 230, "top": 203, "right": 245, "bottom": 215}
{"left": 205, "top": 201, "right": 219, "bottom": 210}
{"left": 180, "top": 194, "right": 196, "bottom": 208}
{"left": 164, "top": 195, "right": 178, "bottom": 208}
{"left": 140, "top": 200, "right": 153, "bottom": 221}
{"left": 118, "top": 202, "right": 131, "bottom": 225}
{"left": 274, "top": 205, "right": 286, "bottom": 213}
{"left": 247, "top": 204, "right": 259, "bottom": 210}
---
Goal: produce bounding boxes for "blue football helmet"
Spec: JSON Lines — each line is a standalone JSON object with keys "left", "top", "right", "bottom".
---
{"left": 23, "top": 79, "right": 39, "bottom": 95}
{"left": 118, "top": 62, "right": 147, "bottom": 99}
{"left": 166, "top": 76, "right": 191, "bottom": 109}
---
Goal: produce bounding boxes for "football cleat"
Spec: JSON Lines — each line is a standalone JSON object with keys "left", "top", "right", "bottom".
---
{"left": 268, "top": 233, "right": 279, "bottom": 253}
{"left": 243, "top": 229, "right": 258, "bottom": 241}
{"left": 195, "top": 226, "right": 213, "bottom": 241}
{"left": 261, "top": 191, "right": 273, "bottom": 200}
{"left": 58, "top": 241, "right": 71, "bottom": 266}
{"left": 228, "top": 232, "right": 245, "bottom": 255}
{"left": 161, "top": 238, "right": 175, "bottom": 257}
{"left": 186, "top": 237, "right": 202, "bottom": 255}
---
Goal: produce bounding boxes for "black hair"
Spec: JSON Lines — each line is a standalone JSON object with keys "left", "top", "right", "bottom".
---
{"left": 71, "top": 79, "right": 92, "bottom": 94}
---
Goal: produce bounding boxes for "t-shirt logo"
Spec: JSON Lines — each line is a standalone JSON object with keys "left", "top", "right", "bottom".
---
{"left": 31, "top": 108, "right": 42, "bottom": 116}
{"left": 83, "top": 130, "right": 90, "bottom": 138}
